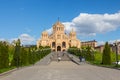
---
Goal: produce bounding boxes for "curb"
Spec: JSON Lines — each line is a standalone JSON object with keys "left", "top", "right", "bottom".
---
{"left": 0, "top": 68, "right": 17, "bottom": 76}
{"left": 0, "top": 66, "right": 32, "bottom": 76}
{"left": 67, "top": 53, "right": 80, "bottom": 65}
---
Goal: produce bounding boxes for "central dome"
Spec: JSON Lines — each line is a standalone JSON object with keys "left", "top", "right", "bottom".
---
{"left": 53, "top": 21, "right": 65, "bottom": 33}
{"left": 53, "top": 21, "right": 64, "bottom": 28}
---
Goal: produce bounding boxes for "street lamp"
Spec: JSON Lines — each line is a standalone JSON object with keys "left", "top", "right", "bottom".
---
{"left": 115, "top": 41, "right": 119, "bottom": 67}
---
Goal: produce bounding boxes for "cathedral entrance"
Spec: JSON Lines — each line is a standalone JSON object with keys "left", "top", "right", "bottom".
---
{"left": 57, "top": 46, "right": 61, "bottom": 51}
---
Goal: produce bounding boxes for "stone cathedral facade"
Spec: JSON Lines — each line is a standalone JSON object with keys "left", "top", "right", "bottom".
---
{"left": 37, "top": 21, "right": 81, "bottom": 52}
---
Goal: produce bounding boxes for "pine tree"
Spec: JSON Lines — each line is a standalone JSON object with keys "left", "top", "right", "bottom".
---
{"left": 102, "top": 42, "right": 111, "bottom": 65}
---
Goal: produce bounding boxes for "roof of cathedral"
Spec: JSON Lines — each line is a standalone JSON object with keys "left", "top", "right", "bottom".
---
{"left": 53, "top": 21, "right": 64, "bottom": 28}
{"left": 42, "top": 31, "right": 48, "bottom": 34}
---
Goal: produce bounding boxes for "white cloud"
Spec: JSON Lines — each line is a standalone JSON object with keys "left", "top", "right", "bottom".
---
{"left": 9, "top": 38, "right": 18, "bottom": 43}
{"left": 9, "top": 34, "right": 35, "bottom": 45}
{"left": 18, "top": 34, "right": 35, "bottom": 45}
{"left": 46, "top": 12, "right": 120, "bottom": 36}
{"left": 97, "top": 41, "right": 105, "bottom": 45}
{"left": 63, "top": 12, "right": 120, "bottom": 36}
{"left": 98, "top": 39, "right": 120, "bottom": 46}
{"left": 0, "top": 38, "right": 6, "bottom": 41}
{"left": 62, "top": 22, "right": 76, "bottom": 34}
{"left": 0, "top": 34, "right": 35, "bottom": 45}
{"left": 108, "top": 39, "right": 120, "bottom": 44}
{"left": 46, "top": 28, "right": 53, "bottom": 34}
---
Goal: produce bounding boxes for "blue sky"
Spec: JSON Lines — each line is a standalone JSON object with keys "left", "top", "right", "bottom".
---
{"left": 0, "top": 0, "right": 120, "bottom": 45}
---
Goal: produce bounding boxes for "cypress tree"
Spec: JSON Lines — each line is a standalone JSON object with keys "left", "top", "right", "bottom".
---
{"left": 0, "top": 42, "right": 2, "bottom": 69}
{"left": 28, "top": 48, "right": 34, "bottom": 64}
{"left": 11, "top": 39, "right": 21, "bottom": 67}
{"left": 9, "top": 45, "right": 15, "bottom": 65}
{"left": 0, "top": 41, "right": 9, "bottom": 69}
{"left": 102, "top": 42, "right": 111, "bottom": 65}
{"left": 20, "top": 47, "right": 28, "bottom": 66}
{"left": 85, "top": 46, "right": 92, "bottom": 61}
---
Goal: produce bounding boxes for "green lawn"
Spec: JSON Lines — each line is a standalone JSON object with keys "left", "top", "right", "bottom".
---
{"left": 90, "top": 51, "right": 120, "bottom": 68}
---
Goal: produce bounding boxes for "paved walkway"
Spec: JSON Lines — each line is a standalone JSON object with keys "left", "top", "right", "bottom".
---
{"left": 35, "top": 52, "right": 54, "bottom": 65}
{"left": 0, "top": 61, "right": 120, "bottom": 80}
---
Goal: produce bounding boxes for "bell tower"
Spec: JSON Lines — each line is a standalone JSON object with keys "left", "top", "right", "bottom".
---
{"left": 41, "top": 31, "right": 48, "bottom": 39}
{"left": 69, "top": 28, "right": 76, "bottom": 39}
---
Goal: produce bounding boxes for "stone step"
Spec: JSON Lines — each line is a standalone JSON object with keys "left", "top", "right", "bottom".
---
{"left": 51, "top": 52, "right": 71, "bottom": 61}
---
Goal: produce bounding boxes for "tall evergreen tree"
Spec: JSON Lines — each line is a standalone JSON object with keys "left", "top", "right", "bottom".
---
{"left": 28, "top": 48, "right": 34, "bottom": 64}
{"left": 11, "top": 39, "right": 21, "bottom": 67}
{"left": 85, "top": 46, "right": 94, "bottom": 61}
{"left": 102, "top": 42, "right": 111, "bottom": 65}
{"left": 20, "top": 47, "right": 28, "bottom": 66}
{"left": 0, "top": 41, "right": 9, "bottom": 69}
{"left": 9, "top": 45, "right": 15, "bottom": 65}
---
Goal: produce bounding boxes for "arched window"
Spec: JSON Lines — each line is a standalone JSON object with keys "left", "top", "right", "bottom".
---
{"left": 62, "top": 42, "right": 66, "bottom": 48}
{"left": 52, "top": 42, "right": 55, "bottom": 48}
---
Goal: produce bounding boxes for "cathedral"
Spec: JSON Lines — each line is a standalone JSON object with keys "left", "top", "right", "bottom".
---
{"left": 37, "top": 21, "right": 81, "bottom": 52}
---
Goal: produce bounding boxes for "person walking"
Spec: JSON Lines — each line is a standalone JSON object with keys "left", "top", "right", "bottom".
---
{"left": 58, "top": 56, "right": 61, "bottom": 62}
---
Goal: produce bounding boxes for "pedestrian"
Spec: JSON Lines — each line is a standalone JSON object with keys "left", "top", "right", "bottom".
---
{"left": 79, "top": 56, "right": 82, "bottom": 62}
{"left": 58, "top": 57, "right": 61, "bottom": 62}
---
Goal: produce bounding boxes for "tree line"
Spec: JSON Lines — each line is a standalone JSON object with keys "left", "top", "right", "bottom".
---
{"left": 0, "top": 39, "right": 51, "bottom": 70}
{"left": 68, "top": 42, "right": 112, "bottom": 65}
{"left": 68, "top": 46, "right": 95, "bottom": 61}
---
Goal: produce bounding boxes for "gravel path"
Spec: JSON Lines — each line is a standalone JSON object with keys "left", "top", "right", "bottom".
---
{"left": 0, "top": 61, "right": 120, "bottom": 80}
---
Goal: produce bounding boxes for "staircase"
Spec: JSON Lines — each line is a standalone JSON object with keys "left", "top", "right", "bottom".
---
{"left": 52, "top": 52, "right": 71, "bottom": 61}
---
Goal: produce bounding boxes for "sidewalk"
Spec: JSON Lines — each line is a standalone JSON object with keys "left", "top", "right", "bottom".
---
{"left": 35, "top": 52, "right": 54, "bottom": 65}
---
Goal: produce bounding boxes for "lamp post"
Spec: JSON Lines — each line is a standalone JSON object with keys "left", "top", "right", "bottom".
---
{"left": 115, "top": 41, "right": 119, "bottom": 67}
